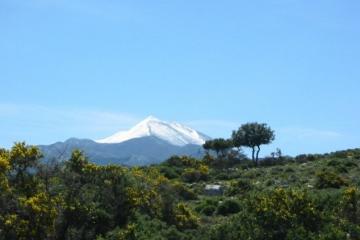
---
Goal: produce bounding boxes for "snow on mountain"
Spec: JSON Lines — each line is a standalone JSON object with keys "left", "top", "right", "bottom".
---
{"left": 96, "top": 116, "right": 210, "bottom": 146}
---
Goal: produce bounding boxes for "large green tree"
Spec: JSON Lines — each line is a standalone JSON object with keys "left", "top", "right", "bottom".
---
{"left": 232, "top": 123, "right": 275, "bottom": 165}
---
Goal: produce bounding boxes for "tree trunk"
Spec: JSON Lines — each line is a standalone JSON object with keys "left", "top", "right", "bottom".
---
{"left": 251, "top": 147, "right": 255, "bottom": 163}
{"left": 255, "top": 146, "right": 261, "bottom": 166}
{"left": 221, "top": 150, "right": 225, "bottom": 158}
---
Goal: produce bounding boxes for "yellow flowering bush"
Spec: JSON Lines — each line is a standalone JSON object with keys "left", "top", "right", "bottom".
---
{"left": 174, "top": 202, "right": 199, "bottom": 230}
{"left": 0, "top": 155, "right": 10, "bottom": 191}
{"left": 16, "top": 192, "right": 63, "bottom": 239}
{"left": 126, "top": 167, "right": 169, "bottom": 217}
{"left": 341, "top": 186, "right": 359, "bottom": 224}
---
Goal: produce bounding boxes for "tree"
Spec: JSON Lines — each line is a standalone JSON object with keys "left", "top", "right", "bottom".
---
{"left": 0, "top": 149, "right": 10, "bottom": 192}
{"left": 65, "top": 149, "right": 89, "bottom": 174}
{"left": 202, "top": 141, "right": 213, "bottom": 155}
{"left": 270, "top": 148, "right": 282, "bottom": 160}
{"left": 202, "top": 138, "right": 233, "bottom": 158}
{"left": 232, "top": 123, "right": 275, "bottom": 165}
{"left": 8, "top": 142, "right": 43, "bottom": 196}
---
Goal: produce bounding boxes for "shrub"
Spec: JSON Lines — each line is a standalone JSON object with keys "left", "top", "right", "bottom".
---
{"left": 195, "top": 198, "right": 219, "bottom": 216}
{"left": 100, "top": 213, "right": 189, "bottom": 240}
{"left": 295, "top": 154, "right": 321, "bottom": 163}
{"left": 200, "top": 205, "right": 217, "bottom": 216}
{"left": 226, "top": 179, "right": 252, "bottom": 196}
{"left": 315, "top": 170, "right": 348, "bottom": 189}
{"left": 243, "top": 169, "right": 264, "bottom": 179}
{"left": 327, "top": 159, "right": 358, "bottom": 173}
{"left": 237, "top": 159, "right": 255, "bottom": 169}
{"left": 341, "top": 187, "right": 360, "bottom": 225}
{"left": 181, "top": 165, "right": 209, "bottom": 183}
{"left": 173, "top": 182, "right": 198, "bottom": 200}
{"left": 259, "top": 156, "right": 293, "bottom": 167}
{"left": 265, "top": 179, "right": 275, "bottom": 187}
{"left": 270, "top": 167, "right": 283, "bottom": 175}
{"left": 214, "top": 169, "right": 242, "bottom": 180}
{"left": 214, "top": 172, "right": 230, "bottom": 180}
{"left": 165, "top": 156, "right": 199, "bottom": 168}
{"left": 173, "top": 203, "right": 199, "bottom": 230}
{"left": 199, "top": 188, "right": 329, "bottom": 240}
{"left": 160, "top": 166, "right": 180, "bottom": 179}
{"left": 216, "top": 199, "right": 241, "bottom": 216}
{"left": 284, "top": 166, "right": 295, "bottom": 173}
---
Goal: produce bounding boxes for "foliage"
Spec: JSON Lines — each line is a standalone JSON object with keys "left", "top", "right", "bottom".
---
{"left": 226, "top": 179, "right": 252, "bottom": 196}
{"left": 172, "top": 182, "right": 198, "bottom": 201}
{"left": 1, "top": 142, "right": 360, "bottom": 240}
{"left": 203, "top": 138, "right": 233, "bottom": 158}
{"left": 9, "top": 142, "right": 43, "bottom": 197}
{"left": 232, "top": 122, "right": 275, "bottom": 165}
{"left": 164, "top": 156, "right": 200, "bottom": 168}
{"left": 341, "top": 186, "right": 360, "bottom": 224}
{"left": 0, "top": 150, "right": 10, "bottom": 192}
{"left": 216, "top": 199, "right": 241, "bottom": 216}
{"left": 173, "top": 203, "right": 199, "bottom": 230}
{"left": 98, "top": 213, "right": 190, "bottom": 240}
{"left": 195, "top": 198, "right": 219, "bottom": 216}
{"left": 315, "top": 170, "right": 348, "bottom": 189}
{"left": 200, "top": 188, "right": 328, "bottom": 240}
{"left": 181, "top": 165, "right": 209, "bottom": 183}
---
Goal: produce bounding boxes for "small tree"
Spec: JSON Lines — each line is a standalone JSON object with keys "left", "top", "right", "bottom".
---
{"left": 66, "top": 149, "right": 89, "bottom": 174}
{"left": 232, "top": 122, "right": 275, "bottom": 166}
{"left": 9, "top": 142, "right": 43, "bottom": 196}
{"left": 270, "top": 148, "right": 282, "bottom": 160}
{"left": 203, "top": 138, "right": 233, "bottom": 158}
{"left": 203, "top": 141, "right": 213, "bottom": 155}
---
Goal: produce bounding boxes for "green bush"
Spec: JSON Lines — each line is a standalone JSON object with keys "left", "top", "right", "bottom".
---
{"left": 173, "top": 182, "right": 198, "bottom": 200}
{"left": 315, "top": 170, "right": 348, "bottom": 189}
{"left": 284, "top": 166, "right": 295, "bottom": 173}
{"left": 341, "top": 187, "right": 360, "bottom": 226}
{"left": 165, "top": 156, "right": 200, "bottom": 168}
{"left": 173, "top": 203, "right": 199, "bottom": 230}
{"left": 99, "top": 213, "right": 189, "bottom": 240}
{"left": 200, "top": 188, "right": 326, "bottom": 240}
{"left": 200, "top": 205, "right": 217, "bottom": 216}
{"left": 216, "top": 199, "right": 241, "bottom": 216}
{"left": 160, "top": 166, "right": 180, "bottom": 179}
{"left": 226, "top": 179, "right": 252, "bottom": 196}
{"left": 327, "top": 159, "right": 358, "bottom": 173}
{"left": 181, "top": 165, "right": 209, "bottom": 183}
{"left": 295, "top": 154, "right": 319, "bottom": 163}
{"left": 259, "top": 157, "right": 293, "bottom": 167}
{"left": 195, "top": 198, "right": 219, "bottom": 216}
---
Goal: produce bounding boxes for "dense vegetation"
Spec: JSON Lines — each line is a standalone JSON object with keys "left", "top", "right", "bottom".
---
{"left": 0, "top": 123, "right": 359, "bottom": 239}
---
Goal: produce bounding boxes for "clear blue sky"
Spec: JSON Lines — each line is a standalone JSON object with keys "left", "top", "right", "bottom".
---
{"left": 1, "top": 0, "right": 359, "bottom": 156}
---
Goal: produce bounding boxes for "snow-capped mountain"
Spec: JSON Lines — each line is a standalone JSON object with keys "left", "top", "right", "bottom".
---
{"left": 96, "top": 116, "right": 210, "bottom": 146}
{"left": 39, "top": 116, "right": 211, "bottom": 166}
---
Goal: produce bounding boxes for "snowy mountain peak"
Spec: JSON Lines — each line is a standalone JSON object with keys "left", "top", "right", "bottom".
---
{"left": 143, "top": 115, "right": 160, "bottom": 121}
{"left": 96, "top": 116, "right": 210, "bottom": 146}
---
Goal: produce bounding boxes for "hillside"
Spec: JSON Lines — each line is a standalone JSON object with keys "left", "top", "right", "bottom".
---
{"left": 0, "top": 143, "right": 359, "bottom": 240}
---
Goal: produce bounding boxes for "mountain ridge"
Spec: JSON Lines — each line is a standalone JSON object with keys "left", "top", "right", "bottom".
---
{"left": 39, "top": 116, "right": 210, "bottom": 166}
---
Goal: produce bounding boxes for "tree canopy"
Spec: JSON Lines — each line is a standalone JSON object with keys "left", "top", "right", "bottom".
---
{"left": 232, "top": 122, "right": 275, "bottom": 165}
{"left": 203, "top": 138, "right": 233, "bottom": 158}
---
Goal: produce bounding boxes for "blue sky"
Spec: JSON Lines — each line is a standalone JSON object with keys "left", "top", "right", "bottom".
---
{"left": 0, "top": 0, "right": 359, "bottom": 156}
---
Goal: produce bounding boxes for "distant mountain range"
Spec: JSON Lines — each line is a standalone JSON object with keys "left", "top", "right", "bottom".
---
{"left": 39, "top": 116, "right": 211, "bottom": 166}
